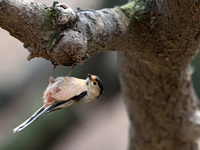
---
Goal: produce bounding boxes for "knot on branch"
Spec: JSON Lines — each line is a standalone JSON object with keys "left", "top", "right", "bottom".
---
{"left": 47, "top": 30, "right": 89, "bottom": 66}
{"left": 43, "top": 2, "right": 77, "bottom": 30}
{"left": 54, "top": 2, "right": 77, "bottom": 26}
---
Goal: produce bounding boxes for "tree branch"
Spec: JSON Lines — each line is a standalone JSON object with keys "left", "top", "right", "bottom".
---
{"left": 0, "top": 0, "right": 131, "bottom": 65}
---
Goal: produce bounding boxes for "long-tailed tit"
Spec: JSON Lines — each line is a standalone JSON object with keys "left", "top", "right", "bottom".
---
{"left": 13, "top": 74, "right": 103, "bottom": 133}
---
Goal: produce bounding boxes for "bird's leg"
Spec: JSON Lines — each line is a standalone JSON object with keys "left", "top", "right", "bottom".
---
{"left": 49, "top": 64, "right": 57, "bottom": 84}
{"left": 51, "top": 64, "right": 57, "bottom": 78}
{"left": 67, "top": 64, "right": 76, "bottom": 76}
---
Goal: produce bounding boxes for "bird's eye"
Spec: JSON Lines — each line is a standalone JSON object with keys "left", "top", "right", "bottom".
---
{"left": 93, "top": 82, "right": 97, "bottom": 85}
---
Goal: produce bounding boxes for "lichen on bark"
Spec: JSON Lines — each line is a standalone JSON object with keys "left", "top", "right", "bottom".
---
{"left": 120, "top": 0, "right": 146, "bottom": 20}
{"left": 41, "top": 6, "right": 58, "bottom": 31}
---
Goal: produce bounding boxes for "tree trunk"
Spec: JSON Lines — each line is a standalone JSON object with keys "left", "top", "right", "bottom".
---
{"left": 1, "top": 0, "right": 200, "bottom": 149}
{"left": 118, "top": 1, "right": 200, "bottom": 149}
{"left": 118, "top": 52, "right": 200, "bottom": 150}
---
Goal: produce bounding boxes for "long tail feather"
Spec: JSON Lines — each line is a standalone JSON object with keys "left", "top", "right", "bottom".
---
{"left": 13, "top": 105, "right": 51, "bottom": 133}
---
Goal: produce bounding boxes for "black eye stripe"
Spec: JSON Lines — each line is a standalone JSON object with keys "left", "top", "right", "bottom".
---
{"left": 96, "top": 77, "right": 103, "bottom": 96}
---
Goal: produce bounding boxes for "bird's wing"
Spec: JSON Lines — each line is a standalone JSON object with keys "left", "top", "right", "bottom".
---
{"left": 13, "top": 105, "right": 52, "bottom": 133}
{"left": 48, "top": 91, "right": 87, "bottom": 112}
{"left": 13, "top": 91, "right": 87, "bottom": 133}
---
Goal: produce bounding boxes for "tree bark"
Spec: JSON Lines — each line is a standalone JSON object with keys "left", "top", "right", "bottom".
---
{"left": 118, "top": 1, "right": 200, "bottom": 149}
{"left": 0, "top": 0, "right": 129, "bottom": 65}
{"left": 1, "top": 0, "right": 200, "bottom": 150}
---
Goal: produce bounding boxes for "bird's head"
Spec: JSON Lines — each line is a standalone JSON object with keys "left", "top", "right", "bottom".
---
{"left": 86, "top": 74, "right": 103, "bottom": 98}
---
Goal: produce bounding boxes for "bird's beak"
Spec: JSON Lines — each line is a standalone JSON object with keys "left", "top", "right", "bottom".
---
{"left": 87, "top": 73, "right": 92, "bottom": 80}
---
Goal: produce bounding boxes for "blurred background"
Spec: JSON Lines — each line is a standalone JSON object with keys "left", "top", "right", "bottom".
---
{"left": 1, "top": 0, "right": 200, "bottom": 150}
{"left": 0, "top": 0, "right": 129, "bottom": 150}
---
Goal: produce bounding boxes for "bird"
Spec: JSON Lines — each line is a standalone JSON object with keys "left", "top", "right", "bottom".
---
{"left": 13, "top": 74, "right": 103, "bottom": 133}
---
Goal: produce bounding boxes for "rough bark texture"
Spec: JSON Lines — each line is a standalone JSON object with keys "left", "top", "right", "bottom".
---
{"left": 118, "top": 52, "right": 200, "bottom": 150}
{"left": 1, "top": 0, "right": 200, "bottom": 150}
{"left": 118, "top": 1, "right": 200, "bottom": 149}
{"left": 0, "top": 0, "right": 129, "bottom": 65}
